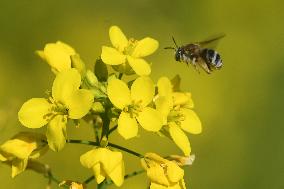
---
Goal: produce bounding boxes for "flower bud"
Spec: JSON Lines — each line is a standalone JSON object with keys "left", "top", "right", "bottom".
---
{"left": 92, "top": 102, "right": 105, "bottom": 113}
{"left": 85, "top": 69, "right": 98, "bottom": 87}
{"left": 71, "top": 54, "right": 86, "bottom": 76}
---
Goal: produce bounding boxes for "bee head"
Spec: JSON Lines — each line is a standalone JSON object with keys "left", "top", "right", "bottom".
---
{"left": 164, "top": 36, "right": 182, "bottom": 61}
{"left": 175, "top": 47, "right": 183, "bottom": 61}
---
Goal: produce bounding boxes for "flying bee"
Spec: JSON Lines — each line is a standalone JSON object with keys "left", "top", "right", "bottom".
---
{"left": 165, "top": 34, "right": 225, "bottom": 74}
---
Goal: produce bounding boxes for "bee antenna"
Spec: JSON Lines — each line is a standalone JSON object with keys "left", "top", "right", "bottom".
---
{"left": 172, "top": 36, "right": 178, "bottom": 48}
{"left": 164, "top": 47, "right": 175, "bottom": 50}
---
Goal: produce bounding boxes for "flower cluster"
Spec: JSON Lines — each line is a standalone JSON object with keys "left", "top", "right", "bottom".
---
{"left": 1, "top": 25, "right": 202, "bottom": 189}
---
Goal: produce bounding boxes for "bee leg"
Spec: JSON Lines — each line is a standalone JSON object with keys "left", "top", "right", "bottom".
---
{"left": 206, "top": 62, "right": 213, "bottom": 72}
{"left": 199, "top": 61, "right": 211, "bottom": 74}
{"left": 192, "top": 58, "right": 200, "bottom": 74}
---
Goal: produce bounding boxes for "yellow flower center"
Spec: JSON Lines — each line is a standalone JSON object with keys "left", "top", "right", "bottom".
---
{"left": 43, "top": 97, "right": 69, "bottom": 121}
{"left": 123, "top": 38, "right": 138, "bottom": 55}
{"left": 167, "top": 107, "right": 185, "bottom": 126}
{"left": 123, "top": 100, "right": 143, "bottom": 118}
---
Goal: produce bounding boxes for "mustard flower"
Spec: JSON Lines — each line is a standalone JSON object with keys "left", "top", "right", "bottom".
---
{"left": 59, "top": 180, "right": 85, "bottom": 189}
{"left": 107, "top": 77, "right": 163, "bottom": 139}
{"left": 101, "top": 25, "right": 159, "bottom": 76}
{"left": 0, "top": 132, "right": 48, "bottom": 178}
{"left": 18, "top": 69, "right": 94, "bottom": 151}
{"left": 141, "top": 153, "right": 186, "bottom": 189}
{"left": 80, "top": 148, "right": 124, "bottom": 187}
{"left": 37, "top": 41, "right": 76, "bottom": 73}
{"left": 155, "top": 77, "right": 202, "bottom": 156}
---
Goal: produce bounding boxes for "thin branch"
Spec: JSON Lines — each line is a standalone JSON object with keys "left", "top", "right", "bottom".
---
{"left": 66, "top": 139, "right": 143, "bottom": 158}
{"left": 66, "top": 139, "right": 100, "bottom": 146}
{"left": 108, "top": 125, "right": 118, "bottom": 135}
{"left": 108, "top": 142, "right": 143, "bottom": 158}
{"left": 83, "top": 175, "right": 95, "bottom": 184}
{"left": 106, "top": 169, "right": 145, "bottom": 185}
{"left": 118, "top": 73, "right": 123, "bottom": 79}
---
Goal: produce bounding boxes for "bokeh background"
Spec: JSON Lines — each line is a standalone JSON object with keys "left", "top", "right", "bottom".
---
{"left": 1, "top": 0, "right": 284, "bottom": 188}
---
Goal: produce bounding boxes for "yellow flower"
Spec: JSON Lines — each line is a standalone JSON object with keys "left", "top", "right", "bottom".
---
{"left": 37, "top": 41, "right": 76, "bottom": 73}
{"left": 18, "top": 69, "right": 94, "bottom": 151}
{"left": 101, "top": 25, "right": 159, "bottom": 76}
{"left": 141, "top": 153, "right": 186, "bottom": 189}
{"left": 80, "top": 148, "right": 124, "bottom": 187}
{"left": 0, "top": 132, "right": 48, "bottom": 178}
{"left": 59, "top": 180, "right": 85, "bottom": 189}
{"left": 107, "top": 77, "right": 163, "bottom": 139}
{"left": 155, "top": 77, "right": 202, "bottom": 156}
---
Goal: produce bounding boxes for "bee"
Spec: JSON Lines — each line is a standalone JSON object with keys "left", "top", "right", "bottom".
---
{"left": 165, "top": 34, "right": 225, "bottom": 74}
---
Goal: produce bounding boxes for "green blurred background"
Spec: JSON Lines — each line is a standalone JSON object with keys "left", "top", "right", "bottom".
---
{"left": 1, "top": 0, "right": 283, "bottom": 188}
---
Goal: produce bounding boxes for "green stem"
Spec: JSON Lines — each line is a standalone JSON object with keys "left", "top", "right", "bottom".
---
{"left": 83, "top": 175, "right": 95, "bottom": 184}
{"left": 106, "top": 169, "right": 145, "bottom": 185}
{"left": 108, "top": 125, "right": 118, "bottom": 135}
{"left": 66, "top": 139, "right": 100, "bottom": 146}
{"left": 46, "top": 171, "right": 69, "bottom": 189}
{"left": 124, "top": 169, "right": 145, "bottom": 179}
{"left": 108, "top": 142, "right": 143, "bottom": 158}
{"left": 98, "top": 183, "right": 107, "bottom": 189}
{"left": 66, "top": 139, "right": 143, "bottom": 158}
{"left": 118, "top": 73, "right": 123, "bottom": 79}
{"left": 47, "top": 172, "right": 61, "bottom": 184}
{"left": 100, "top": 109, "right": 110, "bottom": 141}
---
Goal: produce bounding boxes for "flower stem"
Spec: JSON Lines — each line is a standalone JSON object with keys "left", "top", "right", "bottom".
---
{"left": 108, "top": 125, "right": 118, "bottom": 135}
{"left": 66, "top": 139, "right": 100, "bottom": 146}
{"left": 118, "top": 73, "right": 123, "bottom": 79}
{"left": 108, "top": 142, "right": 144, "bottom": 158}
{"left": 106, "top": 169, "right": 145, "bottom": 185}
{"left": 98, "top": 181, "right": 107, "bottom": 189}
{"left": 66, "top": 139, "right": 143, "bottom": 158}
{"left": 83, "top": 175, "right": 95, "bottom": 184}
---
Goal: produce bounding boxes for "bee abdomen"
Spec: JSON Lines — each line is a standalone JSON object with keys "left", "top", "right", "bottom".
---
{"left": 202, "top": 49, "right": 223, "bottom": 69}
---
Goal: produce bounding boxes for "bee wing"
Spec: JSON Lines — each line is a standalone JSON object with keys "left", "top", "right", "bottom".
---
{"left": 197, "top": 58, "right": 211, "bottom": 74}
{"left": 196, "top": 33, "right": 226, "bottom": 49}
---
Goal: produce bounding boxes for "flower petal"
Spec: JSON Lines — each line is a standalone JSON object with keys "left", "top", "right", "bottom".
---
{"left": 46, "top": 115, "right": 67, "bottom": 152}
{"left": 80, "top": 148, "right": 122, "bottom": 172}
{"left": 132, "top": 37, "right": 159, "bottom": 58}
{"left": 157, "top": 77, "right": 173, "bottom": 97}
{"left": 92, "top": 163, "right": 106, "bottom": 184}
{"left": 166, "top": 161, "right": 184, "bottom": 183}
{"left": 66, "top": 89, "right": 94, "bottom": 119}
{"left": 147, "top": 163, "right": 169, "bottom": 186}
{"left": 150, "top": 182, "right": 184, "bottom": 189}
{"left": 109, "top": 26, "right": 128, "bottom": 51}
{"left": 169, "top": 123, "right": 191, "bottom": 156}
{"left": 101, "top": 46, "right": 126, "bottom": 65}
{"left": 0, "top": 139, "right": 35, "bottom": 160}
{"left": 108, "top": 160, "right": 125, "bottom": 187}
{"left": 80, "top": 149, "right": 98, "bottom": 169}
{"left": 99, "top": 149, "right": 123, "bottom": 174}
{"left": 42, "top": 41, "right": 75, "bottom": 72}
{"left": 11, "top": 158, "right": 28, "bottom": 178}
{"left": 150, "top": 183, "right": 167, "bottom": 189}
{"left": 173, "top": 92, "right": 194, "bottom": 108}
{"left": 52, "top": 68, "right": 81, "bottom": 104}
{"left": 18, "top": 98, "right": 52, "bottom": 128}
{"left": 137, "top": 107, "right": 163, "bottom": 132}
{"left": 127, "top": 56, "right": 151, "bottom": 76}
{"left": 155, "top": 96, "right": 172, "bottom": 124}
{"left": 107, "top": 78, "right": 131, "bottom": 109}
{"left": 180, "top": 108, "right": 202, "bottom": 134}
{"left": 131, "top": 76, "right": 154, "bottom": 107}
{"left": 117, "top": 112, "right": 138, "bottom": 139}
